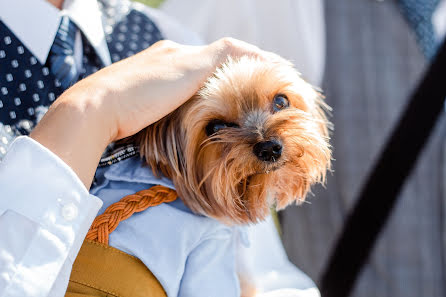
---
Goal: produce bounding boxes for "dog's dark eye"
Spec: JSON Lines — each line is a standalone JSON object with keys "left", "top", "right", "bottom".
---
{"left": 205, "top": 120, "right": 239, "bottom": 136}
{"left": 273, "top": 94, "right": 289, "bottom": 112}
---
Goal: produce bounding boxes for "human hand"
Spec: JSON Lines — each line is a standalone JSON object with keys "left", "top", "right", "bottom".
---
{"left": 96, "top": 38, "right": 272, "bottom": 140}
{"left": 30, "top": 38, "right": 274, "bottom": 188}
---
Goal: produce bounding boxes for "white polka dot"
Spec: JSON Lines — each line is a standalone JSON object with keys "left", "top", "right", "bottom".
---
{"left": 6, "top": 73, "right": 13, "bottom": 82}
{"left": 32, "top": 93, "right": 40, "bottom": 102}
{"left": 11, "top": 60, "right": 19, "bottom": 68}
{"left": 106, "top": 36, "right": 112, "bottom": 43}
{"left": 119, "top": 4, "right": 129, "bottom": 14}
{"left": 126, "top": 51, "right": 134, "bottom": 57}
{"left": 142, "top": 42, "right": 150, "bottom": 48}
{"left": 20, "top": 120, "right": 32, "bottom": 131}
{"left": 91, "top": 67, "right": 98, "bottom": 73}
{"left": 130, "top": 34, "right": 138, "bottom": 41}
{"left": 131, "top": 25, "right": 140, "bottom": 33}
{"left": 106, "top": 18, "right": 114, "bottom": 26}
{"left": 24, "top": 69, "right": 32, "bottom": 78}
{"left": 106, "top": 7, "right": 115, "bottom": 16}
{"left": 1, "top": 87, "right": 8, "bottom": 95}
{"left": 129, "top": 42, "right": 137, "bottom": 50}
{"left": 112, "top": 54, "right": 120, "bottom": 62}
{"left": 145, "top": 23, "right": 153, "bottom": 31}
{"left": 64, "top": 56, "right": 75, "bottom": 66}
{"left": 105, "top": 25, "right": 113, "bottom": 34}
{"left": 17, "top": 46, "right": 24, "bottom": 54}
{"left": 14, "top": 97, "right": 21, "bottom": 106}
{"left": 0, "top": 50, "right": 6, "bottom": 58}
{"left": 49, "top": 92, "right": 55, "bottom": 101}
{"left": 115, "top": 42, "right": 124, "bottom": 52}
{"left": 30, "top": 56, "right": 37, "bottom": 65}
{"left": 143, "top": 33, "right": 152, "bottom": 41}
{"left": 119, "top": 24, "right": 128, "bottom": 33}
{"left": 4, "top": 36, "right": 11, "bottom": 45}
{"left": 0, "top": 100, "right": 3, "bottom": 108}
{"left": 9, "top": 111, "right": 16, "bottom": 119}
{"left": 134, "top": 15, "right": 142, "bottom": 23}
{"left": 27, "top": 107, "right": 35, "bottom": 116}
{"left": 37, "top": 80, "right": 44, "bottom": 89}
{"left": 54, "top": 79, "right": 61, "bottom": 87}
{"left": 118, "top": 33, "right": 126, "bottom": 41}
{"left": 19, "top": 83, "right": 26, "bottom": 91}
{"left": 42, "top": 67, "right": 50, "bottom": 76}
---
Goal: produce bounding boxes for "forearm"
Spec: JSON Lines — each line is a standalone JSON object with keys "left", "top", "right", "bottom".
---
{"left": 30, "top": 79, "right": 114, "bottom": 189}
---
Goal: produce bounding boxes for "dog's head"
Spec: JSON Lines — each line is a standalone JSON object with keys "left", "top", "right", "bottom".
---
{"left": 135, "top": 56, "right": 331, "bottom": 224}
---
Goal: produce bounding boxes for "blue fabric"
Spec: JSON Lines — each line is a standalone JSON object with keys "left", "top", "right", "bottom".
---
{"left": 91, "top": 156, "right": 242, "bottom": 297}
{"left": 46, "top": 16, "right": 79, "bottom": 89}
{"left": 398, "top": 0, "right": 441, "bottom": 59}
{"left": 0, "top": 20, "right": 65, "bottom": 128}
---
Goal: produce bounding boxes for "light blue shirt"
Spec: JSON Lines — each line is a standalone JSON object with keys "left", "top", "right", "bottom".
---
{"left": 91, "top": 156, "right": 242, "bottom": 297}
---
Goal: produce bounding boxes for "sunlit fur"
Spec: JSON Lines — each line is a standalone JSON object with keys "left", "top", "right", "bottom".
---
{"left": 135, "top": 56, "right": 331, "bottom": 225}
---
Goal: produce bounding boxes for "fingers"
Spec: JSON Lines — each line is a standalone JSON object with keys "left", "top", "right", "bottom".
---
{"left": 207, "top": 37, "right": 282, "bottom": 67}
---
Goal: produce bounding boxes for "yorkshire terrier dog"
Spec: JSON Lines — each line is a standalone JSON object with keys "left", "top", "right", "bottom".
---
{"left": 132, "top": 56, "right": 331, "bottom": 296}
{"left": 136, "top": 56, "right": 331, "bottom": 224}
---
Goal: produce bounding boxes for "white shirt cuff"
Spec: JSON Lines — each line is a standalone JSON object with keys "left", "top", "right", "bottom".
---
{"left": 0, "top": 136, "right": 102, "bottom": 296}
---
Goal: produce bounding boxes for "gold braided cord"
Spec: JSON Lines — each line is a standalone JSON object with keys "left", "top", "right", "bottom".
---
{"left": 86, "top": 185, "right": 177, "bottom": 245}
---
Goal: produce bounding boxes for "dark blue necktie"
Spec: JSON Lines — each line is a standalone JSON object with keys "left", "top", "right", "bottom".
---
{"left": 398, "top": 0, "right": 441, "bottom": 59}
{"left": 46, "top": 16, "right": 79, "bottom": 88}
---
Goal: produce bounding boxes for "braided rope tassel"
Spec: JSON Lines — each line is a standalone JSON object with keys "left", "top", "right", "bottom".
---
{"left": 86, "top": 185, "right": 177, "bottom": 245}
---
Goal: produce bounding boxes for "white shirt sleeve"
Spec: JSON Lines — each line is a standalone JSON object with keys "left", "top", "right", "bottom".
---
{"left": 0, "top": 137, "right": 102, "bottom": 297}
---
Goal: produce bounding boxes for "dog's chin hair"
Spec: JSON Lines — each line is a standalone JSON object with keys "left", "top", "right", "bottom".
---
{"left": 134, "top": 56, "right": 332, "bottom": 225}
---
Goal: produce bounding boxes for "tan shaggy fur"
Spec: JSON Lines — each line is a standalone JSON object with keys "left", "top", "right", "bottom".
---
{"left": 134, "top": 56, "right": 331, "bottom": 225}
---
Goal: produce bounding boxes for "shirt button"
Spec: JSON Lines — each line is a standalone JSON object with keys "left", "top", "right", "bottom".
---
{"left": 61, "top": 203, "right": 78, "bottom": 221}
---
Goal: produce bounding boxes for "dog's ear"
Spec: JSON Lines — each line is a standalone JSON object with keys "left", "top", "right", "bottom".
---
{"left": 134, "top": 109, "right": 185, "bottom": 179}
{"left": 131, "top": 98, "right": 217, "bottom": 216}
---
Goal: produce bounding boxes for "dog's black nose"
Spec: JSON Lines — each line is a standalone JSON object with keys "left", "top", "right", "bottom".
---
{"left": 253, "top": 140, "right": 282, "bottom": 162}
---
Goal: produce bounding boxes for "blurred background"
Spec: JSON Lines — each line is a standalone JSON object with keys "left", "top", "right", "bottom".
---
{"left": 133, "top": 1, "right": 446, "bottom": 297}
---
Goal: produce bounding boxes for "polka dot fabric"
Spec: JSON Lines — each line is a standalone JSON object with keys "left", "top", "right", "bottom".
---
{"left": 105, "top": 10, "right": 163, "bottom": 63}
{"left": 0, "top": 0, "right": 164, "bottom": 160}
{"left": 0, "top": 21, "right": 65, "bottom": 126}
